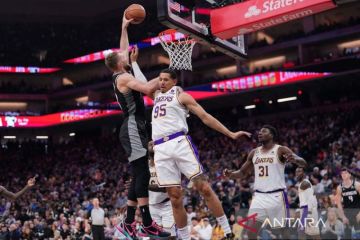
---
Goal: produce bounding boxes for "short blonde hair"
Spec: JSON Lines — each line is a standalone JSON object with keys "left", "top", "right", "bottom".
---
{"left": 105, "top": 52, "right": 119, "bottom": 71}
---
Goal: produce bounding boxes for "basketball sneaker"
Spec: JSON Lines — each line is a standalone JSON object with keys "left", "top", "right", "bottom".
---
{"left": 139, "top": 221, "right": 171, "bottom": 239}
{"left": 116, "top": 220, "right": 138, "bottom": 240}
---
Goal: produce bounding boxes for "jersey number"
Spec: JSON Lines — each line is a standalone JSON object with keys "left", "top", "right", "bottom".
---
{"left": 259, "top": 166, "right": 269, "bottom": 177}
{"left": 348, "top": 196, "right": 353, "bottom": 202}
{"left": 154, "top": 104, "right": 166, "bottom": 118}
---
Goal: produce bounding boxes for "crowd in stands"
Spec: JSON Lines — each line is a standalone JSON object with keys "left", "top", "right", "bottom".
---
{"left": 0, "top": 102, "right": 359, "bottom": 239}
{"left": 1, "top": 42, "right": 359, "bottom": 97}
{"left": 0, "top": 19, "right": 164, "bottom": 67}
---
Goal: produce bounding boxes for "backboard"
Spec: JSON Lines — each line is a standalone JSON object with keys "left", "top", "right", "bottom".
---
{"left": 157, "top": 0, "right": 248, "bottom": 60}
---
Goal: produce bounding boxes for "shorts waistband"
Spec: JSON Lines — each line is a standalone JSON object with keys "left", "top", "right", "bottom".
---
{"left": 154, "top": 132, "right": 185, "bottom": 145}
{"left": 255, "top": 188, "right": 285, "bottom": 194}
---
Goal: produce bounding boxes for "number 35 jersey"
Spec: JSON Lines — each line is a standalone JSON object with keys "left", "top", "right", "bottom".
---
{"left": 152, "top": 86, "right": 189, "bottom": 140}
{"left": 252, "top": 144, "right": 286, "bottom": 192}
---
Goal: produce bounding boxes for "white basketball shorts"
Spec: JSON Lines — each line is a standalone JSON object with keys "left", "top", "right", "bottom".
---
{"left": 248, "top": 190, "right": 290, "bottom": 228}
{"left": 153, "top": 135, "right": 203, "bottom": 187}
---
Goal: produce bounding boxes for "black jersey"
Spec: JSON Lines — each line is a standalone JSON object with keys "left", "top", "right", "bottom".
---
{"left": 341, "top": 180, "right": 360, "bottom": 209}
{"left": 112, "top": 71, "right": 148, "bottom": 162}
{"left": 112, "top": 72, "right": 146, "bottom": 119}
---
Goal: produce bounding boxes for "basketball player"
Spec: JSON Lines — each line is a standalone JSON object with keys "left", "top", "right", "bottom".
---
{"left": 146, "top": 141, "right": 176, "bottom": 239}
{"left": 104, "top": 14, "right": 169, "bottom": 239}
{"left": 335, "top": 168, "right": 360, "bottom": 239}
{"left": 0, "top": 177, "right": 36, "bottom": 200}
{"left": 295, "top": 167, "right": 320, "bottom": 240}
{"left": 150, "top": 69, "right": 251, "bottom": 240}
{"left": 223, "top": 125, "right": 307, "bottom": 239}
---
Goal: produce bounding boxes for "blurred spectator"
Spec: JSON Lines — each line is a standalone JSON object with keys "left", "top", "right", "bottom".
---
{"left": 321, "top": 208, "right": 345, "bottom": 239}
{"left": 211, "top": 221, "right": 224, "bottom": 240}
{"left": 232, "top": 215, "right": 244, "bottom": 240}
{"left": 0, "top": 102, "right": 358, "bottom": 239}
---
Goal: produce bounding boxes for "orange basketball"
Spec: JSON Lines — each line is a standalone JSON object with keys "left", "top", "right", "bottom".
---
{"left": 125, "top": 4, "right": 146, "bottom": 24}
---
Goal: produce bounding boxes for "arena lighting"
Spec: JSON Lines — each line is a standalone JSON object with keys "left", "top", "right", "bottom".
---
{"left": 3, "top": 136, "right": 16, "bottom": 139}
{"left": 216, "top": 65, "right": 237, "bottom": 75}
{"left": 245, "top": 104, "right": 256, "bottom": 109}
{"left": 0, "top": 66, "right": 60, "bottom": 74}
{"left": 268, "top": 100, "right": 273, "bottom": 104}
{"left": 69, "top": 133, "right": 76, "bottom": 137}
{"left": 337, "top": 39, "right": 360, "bottom": 49}
{"left": 0, "top": 102, "right": 27, "bottom": 110}
{"left": 36, "top": 136, "right": 48, "bottom": 139}
{"left": 277, "top": 96, "right": 297, "bottom": 103}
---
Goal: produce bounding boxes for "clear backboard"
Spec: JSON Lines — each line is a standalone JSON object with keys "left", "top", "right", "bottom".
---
{"left": 157, "top": 0, "right": 248, "bottom": 60}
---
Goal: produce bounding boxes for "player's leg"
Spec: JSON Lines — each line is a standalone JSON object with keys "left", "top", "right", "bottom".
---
{"left": 149, "top": 204, "right": 162, "bottom": 227}
{"left": 246, "top": 193, "right": 271, "bottom": 239}
{"left": 191, "top": 175, "right": 234, "bottom": 239}
{"left": 131, "top": 156, "right": 170, "bottom": 238}
{"left": 117, "top": 118, "right": 140, "bottom": 238}
{"left": 268, "top": 191, "right": 291, "bottom": 239}
{"left": 117, "top": 163, "right": 139, "bottom": 239}
{"left": 306, "top": 208, "right": 321, "bottom": 240}
{"left": 161, "top": 201, "right": 177, "bottom": 239}
{"left": 167, "top": 186, "right": 189, "bottom": 240}
{"left": 177, "top": 136, "right": 233, "bottom": 239}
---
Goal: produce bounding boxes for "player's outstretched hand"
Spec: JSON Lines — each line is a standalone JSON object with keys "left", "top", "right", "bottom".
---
{"left": 122, "top": 13, "right": 134, "bottom": 29}
{"left": 223, "top": 169, "right": 233, "bottom": 178}
{"left": 230, "top": 131, "right": 252, "bottom": 140}
{"left": 27, "top": 177, "right": 36, "bottom": 187}
{"left": 130, "top": 45, "right": 139, "bottom": 63}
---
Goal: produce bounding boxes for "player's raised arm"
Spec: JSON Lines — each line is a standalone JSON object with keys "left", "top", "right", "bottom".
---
{"left": 117, "top": 73, "right": 158, "bottom": 96}
{"left": 278, "top": 146, "right": 307, "bottom": 167}
{"left": 130, "top": 45, "right": 148, "bottom": 83}
{"left": 120, "top": 13, "right": 133, "bottom": 64}
{"left": 178, "top": 92, "right": 251, "bottom": 140}
{"left": 223, "top": 149, "right": 255, "bottom": 179}
{"left": 0, "top": 177, "right": 36, "bottom": 201}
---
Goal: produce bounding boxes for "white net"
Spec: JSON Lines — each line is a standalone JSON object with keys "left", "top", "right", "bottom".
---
{"left": 159, "top": 31, "right": 196, "bottom": 71}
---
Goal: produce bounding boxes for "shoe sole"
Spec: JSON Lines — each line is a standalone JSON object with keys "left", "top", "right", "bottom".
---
{"left": 117, "top": 228, "right": 137, "bottom": 240}
{"left": 146, "top": 234, "right": 170, "bottom": 239}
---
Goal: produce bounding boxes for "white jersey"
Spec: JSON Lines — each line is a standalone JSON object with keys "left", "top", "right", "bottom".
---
{"left": 151, "top": 86, "right": 189, "bottom": 140}
{"left": 149, "top": 164, "right": 169, "bottom": 205}
{"left": 252, "top": 144, "right": 286, "bottom": 192}
{"left": 298, "top": 179, "right": 318, "bottom": 209}
{"left": 298, "top": 179, "right": 320, "bottom": 236}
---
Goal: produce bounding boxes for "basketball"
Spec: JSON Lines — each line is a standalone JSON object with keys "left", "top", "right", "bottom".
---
{"left": 125, "top": 4, "right": 146, "bottom": 24}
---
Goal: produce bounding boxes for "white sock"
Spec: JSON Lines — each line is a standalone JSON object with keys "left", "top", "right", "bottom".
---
{"left": 177, "top": 226, "right": 191, "bottom": 240}
{"left": 216, "top": 215, "right": 232, "bottom": 235}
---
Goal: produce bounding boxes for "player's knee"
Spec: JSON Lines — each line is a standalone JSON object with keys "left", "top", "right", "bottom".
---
{"left": 194, "top": 180, "right": 213, "bottom": 198}
{"left": 167, "top": 188, "right": 183, "bottom": 207}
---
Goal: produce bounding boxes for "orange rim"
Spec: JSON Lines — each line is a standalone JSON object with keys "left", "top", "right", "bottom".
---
{"left": 158, "top": 29, "right": 196, "bottom": 45}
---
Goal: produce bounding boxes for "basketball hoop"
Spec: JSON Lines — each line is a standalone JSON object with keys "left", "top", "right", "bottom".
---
{"left": 158, "top": 29, "right": 196, "bottom": 71}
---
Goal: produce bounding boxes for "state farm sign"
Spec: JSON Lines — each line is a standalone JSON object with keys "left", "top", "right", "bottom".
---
{"left": 211, "top": 0, "right": 336, "bottom": 39}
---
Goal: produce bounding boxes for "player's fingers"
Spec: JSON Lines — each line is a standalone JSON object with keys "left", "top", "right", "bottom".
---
{"left": 243, "top": 131, "right": 252, "bottom": 137}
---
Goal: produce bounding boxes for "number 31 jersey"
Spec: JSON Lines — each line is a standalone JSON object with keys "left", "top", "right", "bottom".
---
{"left": 151, "top": 86, "right": 189, "bottom": 140}
{"left": 252, "top": 144, "right": 286, "bottom": 192}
